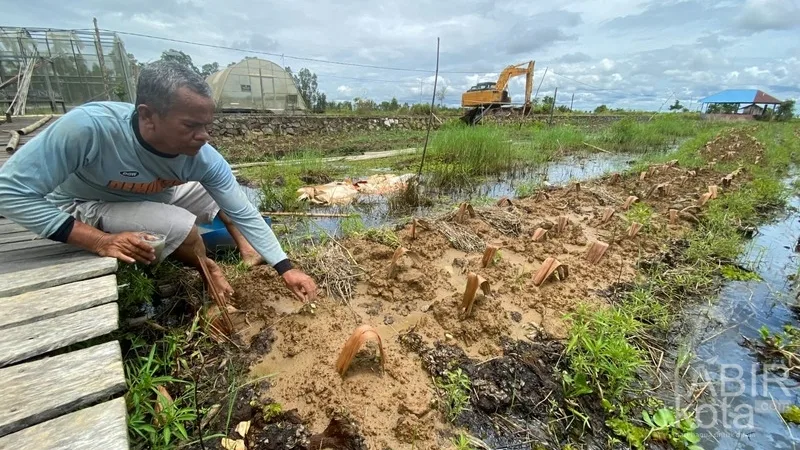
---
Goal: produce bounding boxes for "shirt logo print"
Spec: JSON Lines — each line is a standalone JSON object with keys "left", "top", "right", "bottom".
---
{"left": 107, "top": 178, "right": 185, "bottom": 194}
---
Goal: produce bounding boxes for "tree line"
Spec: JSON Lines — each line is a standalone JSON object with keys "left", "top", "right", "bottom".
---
{"left": 147, "top": 49, "right": 797, "bottom": 119}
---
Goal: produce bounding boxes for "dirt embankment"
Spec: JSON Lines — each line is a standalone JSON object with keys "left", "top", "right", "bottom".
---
{"left": 224, "top": 129, "right": 762, "bottom": 448}
{"left": 214, "top": 131, "right": 425, "bottom": 163}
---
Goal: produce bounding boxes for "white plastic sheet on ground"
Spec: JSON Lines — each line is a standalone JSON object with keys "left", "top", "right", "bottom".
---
{"left": 296, "top": 173, "right": 414, "bottom": 205}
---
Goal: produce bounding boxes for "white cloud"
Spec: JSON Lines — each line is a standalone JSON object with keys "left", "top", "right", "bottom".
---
{"left": 736, "top": 0, "right": 800, "bottom": 32}
{"left": 2, "top": 0, "right": 798, "bottom": 110}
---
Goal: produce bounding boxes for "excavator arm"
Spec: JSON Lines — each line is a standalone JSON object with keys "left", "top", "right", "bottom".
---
{"left": 523, "top": 61, "right": 534, "bottom": 108}
{"left": 491, "top": 61, "right": 535, "bottom": 107}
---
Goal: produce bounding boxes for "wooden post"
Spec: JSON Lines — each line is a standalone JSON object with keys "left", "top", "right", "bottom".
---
{"left": 416, "top": 37, "right": 440, "bottom": 177}
{"left": 93, "top": 17, "right": 111, "bottom": 101}
{"left": 548, "top": 87, "right": 558, "bottom": 126}
{"left": 42, "top": 62, "right": 57, "bottom": 113}
{"left": 570, "top": 92, "right": 574, "bottom": 112}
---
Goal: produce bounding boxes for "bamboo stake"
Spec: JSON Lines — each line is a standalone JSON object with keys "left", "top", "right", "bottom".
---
{"left": 5, "top": 131, "right": 19, "bottom": 153}
{"left": 260, "top": 211, "right": 356, "bottom": 218}
{"left": 582, "top": 141, "right": 611, "bottom": 153}
{"left": 196, "top": 251, "right": 233, "bottom": 334}
{"left": 16, "top": 114, "right": 52, "bottom": 135}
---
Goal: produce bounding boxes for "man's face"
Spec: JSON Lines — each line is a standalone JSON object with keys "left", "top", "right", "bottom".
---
{"left": 140, "top": 87, "right": 215, "bottom": 156}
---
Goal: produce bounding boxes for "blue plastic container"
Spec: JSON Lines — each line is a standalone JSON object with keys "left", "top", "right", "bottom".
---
{"left": 200, "top": 216, "right": 272, "bottom": 250}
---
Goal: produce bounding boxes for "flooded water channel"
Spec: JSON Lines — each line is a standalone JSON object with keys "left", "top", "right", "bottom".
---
{"left": 246, "top": 151, "right": 636, "bottom": 240}
{"left": 684, "top": 180, "right": 800, "bottom": 449}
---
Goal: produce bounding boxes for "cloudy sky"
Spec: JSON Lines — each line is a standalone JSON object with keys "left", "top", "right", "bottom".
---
{"left": 7, "top": 0, "right": 800, "bottom": 110}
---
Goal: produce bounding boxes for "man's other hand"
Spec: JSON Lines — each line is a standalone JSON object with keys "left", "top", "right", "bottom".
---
{"left": 96, "top": 231, "right": 156, "bottom": 264}
{"left": 281, "top": 269, "right": 317, "bottom": 302}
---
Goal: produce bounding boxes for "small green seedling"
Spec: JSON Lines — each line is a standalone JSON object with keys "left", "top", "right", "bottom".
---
{"left": 436, "top": 368, "right": 471, "bottom": 421}
{"left": 642, "top": 408, "right": 703, "bottom": 450}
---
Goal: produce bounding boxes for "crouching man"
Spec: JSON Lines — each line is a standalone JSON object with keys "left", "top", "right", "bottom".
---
{"left": 0, "top": 61, "right": 316, "bottom": 302}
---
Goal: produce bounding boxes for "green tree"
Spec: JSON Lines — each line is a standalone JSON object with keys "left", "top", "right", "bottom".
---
{"left": 436, "top": 85, "right": 448, "bottom": 107}
{"left": 159, "top": 49, "right": 199, "bottom": 73}
{"left": 354, "top": 97, "right": 377, "bottom": 111}
{"left": 312, "top": 91, "right": 327, "bottom": 113}
{"left": 594, "top": 104, "right": 608, "bottom": 114}
{"left": 286, "top": 67, "right": 323, "bottom": 111}
{"left": 200, "top": 62, "right": 219, "bottom": 78}
{"left": 390, "top": 97, "right": 400, "bottom": 111}
{"left": 668, "top": 99, "right": 684, "bottom": 111}
{"left": 776, "top": 99, "right": 795, "bottom": 121}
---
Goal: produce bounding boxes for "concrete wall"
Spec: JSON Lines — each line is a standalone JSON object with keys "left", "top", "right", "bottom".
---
{"left": 209, "top": 113, "right": 650, "bottom": 138}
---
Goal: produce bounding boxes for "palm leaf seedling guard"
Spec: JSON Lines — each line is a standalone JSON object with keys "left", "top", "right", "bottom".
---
{"left": 622, "top": 196, "right": 639, "bottom": 210}
{"left": 532, "top": 227, "right": 548, "bottom": 242}
{"left": 481, "top": 245, "right": 499, "bottom": 268}
{"left": 336, "top": 324, "right": 387, "bottom": 376}
{"left": 533, "top": 257, "right": 569, "bottom": 287}
{"left": 601, "top": 207, "right": 615, "bottom": 224}
{"left": 556, "top": 216, "right": 569, "bottom": 235}
{"left": 627, "top": 222, "right": 643, "bottom": 238}
{"left": 387, "top": 246, "right": 422, "bottom": 279}
{"left": 496, "top": 197, "right": 513, "bottom": 207}
{"left": 585, "top": 241, "right": 609, "bottom": 265}
{"left": 698, "top": 192, "right": 712, "bottom": 206}
{"left": 669, "top": 209, "right": 678, "bottom": 225}
{"left": 461, "top": 272, "right": 491, "bottom": 317}
{"left": 454, "top": 202, "right": 476, "bottom": 224}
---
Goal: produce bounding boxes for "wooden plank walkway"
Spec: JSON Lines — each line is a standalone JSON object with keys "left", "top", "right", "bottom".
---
{"left": 0, "top": 116, "right": 129, "bottom": 449}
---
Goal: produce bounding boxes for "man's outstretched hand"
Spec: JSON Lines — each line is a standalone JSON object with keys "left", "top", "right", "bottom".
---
{"left": 281, "top": 269, "right": 317, "bottom": 302}
{"left": 95, "top": 231, "right": 156, "bottom": 264}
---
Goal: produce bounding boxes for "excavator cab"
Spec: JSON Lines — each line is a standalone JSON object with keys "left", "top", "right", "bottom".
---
{"left": 467, "top": 82, "right": 497, "bottom": 92}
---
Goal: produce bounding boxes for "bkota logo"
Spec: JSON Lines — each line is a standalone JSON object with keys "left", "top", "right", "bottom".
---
{"left": 120, "top": 171, "right": 140, "bottom": 177}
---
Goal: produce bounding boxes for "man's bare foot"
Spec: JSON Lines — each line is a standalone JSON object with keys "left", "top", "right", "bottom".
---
{"left": 202, "top": 257, "right": 235, "bottom": 298}
{"left": 240, "top": 247, "right": 264, "bottom": 267}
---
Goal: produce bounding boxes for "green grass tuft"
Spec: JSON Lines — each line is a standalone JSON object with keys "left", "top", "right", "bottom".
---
{"left": 565, "top": 305, "right": 645, "bottom": 401}
{"left": 436, "top": 368, "right": 471, "bottom": 421}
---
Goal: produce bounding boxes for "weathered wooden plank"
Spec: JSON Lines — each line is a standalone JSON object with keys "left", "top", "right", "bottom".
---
{"left": 0, "top": 230, "right": 38, "bottom": 244}
{"left": 0, "top": 397, "right": 129, "bottom": 450}
{"left": 0, "top": 256, "right": 116, "bottom": 296}
{"left": 0, "top": 303, "right": 119, "bottom": 367}
{"left": 0, "top": 237, "right": 59, "bottom": 252}
{"left": 0, "top": 275, "right": 118, "bottom": 330}
{"left": 0, "top": 242, "right": 84, "bottom": 263}
{"left": 0, "top": 341, "right": 125, "bottom": 437}
{"left": 0, "top": 223, "right": 25, "bottom": 234}
{"left": 0, "top": 251, "right": 106, "bottom": 275}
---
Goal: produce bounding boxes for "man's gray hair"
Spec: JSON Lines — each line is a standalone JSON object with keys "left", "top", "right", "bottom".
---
{"left": 135, "top": 61, "right": 213, "bottom": 115}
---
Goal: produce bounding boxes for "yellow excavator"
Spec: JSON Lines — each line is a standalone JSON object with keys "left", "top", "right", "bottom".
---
{"left": 461, "top": 60, "right": 534, "bottom": 124}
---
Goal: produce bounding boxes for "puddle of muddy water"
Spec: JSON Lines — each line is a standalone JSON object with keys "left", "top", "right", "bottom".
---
{"left": 681, "top": 181, "right": 800, "bottom": 449}
{"left": 244, "top": 152, "right": 637, "bottom": 242}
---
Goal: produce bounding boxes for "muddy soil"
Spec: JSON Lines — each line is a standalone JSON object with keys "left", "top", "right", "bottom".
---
{"left": 221, "top": 128, "right": 764, "bottom": 448}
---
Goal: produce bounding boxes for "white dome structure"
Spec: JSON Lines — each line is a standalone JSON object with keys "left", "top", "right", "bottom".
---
{"left": 206, "top": 58, "right": 307, "bottom": 112}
